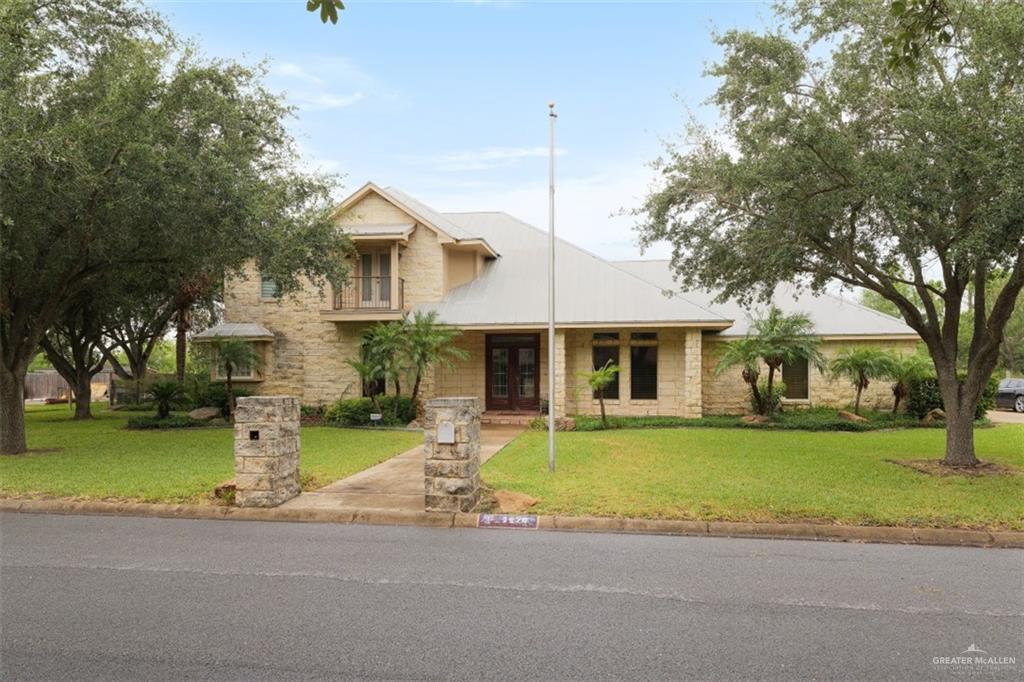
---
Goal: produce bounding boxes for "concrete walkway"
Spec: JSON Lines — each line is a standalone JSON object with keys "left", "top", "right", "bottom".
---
{"left": 280, "top": 425, "right": 523, "bottom": 512}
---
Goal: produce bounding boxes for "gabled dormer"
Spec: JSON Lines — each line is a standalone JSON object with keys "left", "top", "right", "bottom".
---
{"left": 321, "top": 183, "right": 498, "bottom": 321}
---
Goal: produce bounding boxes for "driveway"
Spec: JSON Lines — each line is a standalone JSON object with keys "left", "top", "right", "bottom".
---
{"left": 988, "top": 409, "right": 1024, "bottom": 424}
{"left": 279, "top": 425, "right": 522, "bottom": 512}
{"left": 2, "top": 513, "right": 1020, "bottom": 680}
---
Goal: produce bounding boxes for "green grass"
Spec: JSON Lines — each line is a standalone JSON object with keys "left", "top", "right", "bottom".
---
{"left": 0, "top": 404, "right": 421, "bottom": 503}
{"left": 483, "top": 425, "right": 1024, "bottom": 530}
{"left": 537, "top": 408, "right": 954, "bottom": 432}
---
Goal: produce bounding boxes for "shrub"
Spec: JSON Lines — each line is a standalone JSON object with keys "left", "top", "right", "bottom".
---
{"left": 324, "top": 396, "right": 417, "bottom": 426}
{"left": 751, "top": 379, "right": 786, "bottom": 415}
{"left": 126, "top": 415, "right": 207, "bottom": 430}
{"left": 906, "top": 376, "right": 997, "bottom": 420}
{"left": 191, "top": 383, "right": 253, "bottom": 418}
{"left": 150, "top": 379, "right": 184, "bottom": 419}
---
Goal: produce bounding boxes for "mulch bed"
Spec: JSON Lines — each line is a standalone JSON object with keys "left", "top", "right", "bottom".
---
{"left": 887, "top": 459, "right": 1020, "bottom": 477}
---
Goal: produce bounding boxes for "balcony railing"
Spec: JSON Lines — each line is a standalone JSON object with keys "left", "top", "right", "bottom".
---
{"left": 333, "top": 276, "right": 404, "bottom": 311}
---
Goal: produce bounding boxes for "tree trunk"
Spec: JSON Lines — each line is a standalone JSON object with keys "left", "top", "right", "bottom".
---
{"left": 226, "top": 370, "right": 235, "bottom": 419}
{"left": 411, "top": 372, "right": 421, "bottom": 404}
{"left": 598, "top": 389, "right": 607, "bottom": 427}
{"left": 175, "top": 319, "right": 188, "bottom": 384}
{"left": 765, "top": 366, "right": 777, "bottom": 416}
{"left": 943, "top": 408, "right": 979, "bottom": 467}
{"left": 936, "top": 364, "right": 981, "bottom": 467}
{"left": 854, "top": 383, "right": 863, "bottom": 415}
{"left": 0, "top": 365, "right": 27, "bottom": 454}
{"left": 73, "top": 369, "right": 93, "bottom": 420}
{"left": 892, "top": 386, "right": 902, "bottom": 415}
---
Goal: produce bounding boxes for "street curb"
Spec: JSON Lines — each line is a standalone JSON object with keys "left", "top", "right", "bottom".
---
{"left": 1, "top": 498, "right": 1021, "bottom": 548}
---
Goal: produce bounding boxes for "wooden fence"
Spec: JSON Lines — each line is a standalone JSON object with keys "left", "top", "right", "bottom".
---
{"left": 24, "top": 370, "right": 116, "bottom": 402}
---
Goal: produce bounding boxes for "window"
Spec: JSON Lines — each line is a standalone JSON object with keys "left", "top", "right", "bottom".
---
{"left": 362, "top": 377, "right": 385, "bottom": 398}
{"left": 630, "top": 332, "right": 658, "bottom": 400}
{"left": 782, "top": 359, "right": 809, "bottom": 400}
{"left": 592, "top": 333, "right": 620, "bottom": 400}
{"left": 260, "top": 273, "right": 280, "bottom": 299}
{"left": 214, "top": 345, "right": 255, "bottom": 380}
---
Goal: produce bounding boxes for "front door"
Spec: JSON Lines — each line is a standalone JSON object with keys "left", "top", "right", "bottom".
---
{"left": 486, "top": 334, "right": 540, "bottom": 411}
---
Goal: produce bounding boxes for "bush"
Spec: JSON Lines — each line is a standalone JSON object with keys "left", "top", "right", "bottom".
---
{"left": 561, "top": 408, "right": 945, "bottom": 432}
{"left": 749, "top": 379, "right": 787, "bottom": 415}
{"left": 189, "top": 382, "right": 253, "bottom": 418}
{"left": 324, "top": 396, "right": 417, "bottom": 426}
{"left": 906, "top": 376, "right": 997, "bottom": 420}
{"left": 126, "top": 415, "right": 207, "bottom": 430}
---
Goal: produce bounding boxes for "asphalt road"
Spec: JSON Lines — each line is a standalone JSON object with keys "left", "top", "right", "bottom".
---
{"left": 1, "top": 514, "right": 1021, "bottom": 681}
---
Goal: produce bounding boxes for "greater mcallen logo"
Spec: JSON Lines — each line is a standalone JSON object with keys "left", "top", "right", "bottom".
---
{"left": 932, "top": 643, "right": 1017, "bottom": 673}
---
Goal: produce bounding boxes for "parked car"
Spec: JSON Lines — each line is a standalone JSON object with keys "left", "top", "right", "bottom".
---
{"left": 995, "top": 378, "right": 1024, "bottom": 413}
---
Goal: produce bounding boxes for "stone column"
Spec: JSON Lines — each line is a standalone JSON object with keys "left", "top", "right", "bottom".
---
{"left": 423, "top": 397, "right": 481, "bottom": 512}
{"left": 553, "top": 329, "right": 567, "bottom": 416}
{"left": 233, "top": 396, "right": 301, "bottom": 507}
{"left": 682, "top": 329, "right": 703, "bottom": 418}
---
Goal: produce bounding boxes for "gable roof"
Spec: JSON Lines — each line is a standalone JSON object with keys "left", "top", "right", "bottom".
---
{"left": 614, "top": 259, "right": 919, "bottom": 338}
{"left": 333, "top": 182, "right": 498, "bottom": 256}
{"left": 413, "top": 211, "right": 731, "bottom": 328}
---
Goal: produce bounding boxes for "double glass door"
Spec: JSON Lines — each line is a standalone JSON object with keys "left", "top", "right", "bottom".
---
{"left": 486, "top": 334, "right": 539, "bottom": 411}
{"left": 359, "top": 250, "right": 392, "bottom": 308}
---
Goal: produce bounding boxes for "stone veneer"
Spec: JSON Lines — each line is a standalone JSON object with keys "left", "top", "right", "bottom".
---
{"left": 701, "top": 337, "right": 921, "bottom": 415}
{"left": 233, "top": 396, "right": 301, "bottom": 507}
{"left": 423, "top": 397, "right": 481, "bottom": 512}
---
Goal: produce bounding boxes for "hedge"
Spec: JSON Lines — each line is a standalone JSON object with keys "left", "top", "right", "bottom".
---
{"left": 324, "top": 396, "right": 417, "bottom": 427}
{"left": 906, "top": 376, "right": 998, "bottom": 420}
{"left": 126, "top": 415, "right": 208, "bottom": 430}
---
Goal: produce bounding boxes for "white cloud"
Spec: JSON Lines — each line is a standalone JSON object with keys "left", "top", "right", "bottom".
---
{"left": 294, "top": 91, "right": 365, "bottom": 111}
{"left": 417, "top": 165, "right": 672, "bottom": 261}
{"left": 404, "top": 146, "right": 568, "bottom": 172}
{"left": 271, "top": 62, "right": 325, "bottom": 86}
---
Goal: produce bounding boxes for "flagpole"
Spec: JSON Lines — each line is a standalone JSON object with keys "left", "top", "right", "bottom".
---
{"left": 547, "top": 102, "right": 557, "bottom": 473}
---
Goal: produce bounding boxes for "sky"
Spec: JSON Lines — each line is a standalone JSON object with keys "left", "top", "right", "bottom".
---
{"left": 151, "top": 0, "right": 774, "bottom": 260}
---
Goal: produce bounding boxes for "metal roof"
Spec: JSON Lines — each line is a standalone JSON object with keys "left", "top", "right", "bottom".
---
{"left": 413, "top": 212, "right": 731, "bottom": 328}
{"left": 194, "top": 323, "right": 275, "bottom": 340}
{"left": 343, "top": 223, "right": 415, "bottom": 238}
{"left": 614, "top": 260, "right": 919, "bottom": 337}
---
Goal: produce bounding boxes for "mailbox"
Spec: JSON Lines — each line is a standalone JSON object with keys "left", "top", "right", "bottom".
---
{"left": 437, "top": 420, "right": 455, "bottom": 444}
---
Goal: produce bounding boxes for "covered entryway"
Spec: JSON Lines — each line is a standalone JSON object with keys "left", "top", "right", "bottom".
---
{"left": 485, "top": 333, "right": 539, "bottom": 412}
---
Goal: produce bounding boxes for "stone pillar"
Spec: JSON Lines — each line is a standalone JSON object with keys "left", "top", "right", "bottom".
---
{"left": 423, "top": 397, "right": 481, "bottom": 512}
{"left": 682, "top": 329, "right": 703, "bottom": 418}
{"left": 233, "top": 396, "right": 301, "bottom": 507}
{"left": 553, "top": 329, "right": 567, "bottom": 416}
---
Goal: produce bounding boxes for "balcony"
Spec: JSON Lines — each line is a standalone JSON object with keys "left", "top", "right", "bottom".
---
{"left": 321, "top": 276, "right": 405, "bottom": 321}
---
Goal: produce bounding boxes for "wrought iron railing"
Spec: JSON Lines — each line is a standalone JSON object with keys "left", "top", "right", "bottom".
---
{"left": 333, "top": 276, "right": 404, "bottom": 311}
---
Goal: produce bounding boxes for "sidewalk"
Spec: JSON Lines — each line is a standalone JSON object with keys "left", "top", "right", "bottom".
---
{"left": 279, "top": 425, "right": 523, "bottom": 512}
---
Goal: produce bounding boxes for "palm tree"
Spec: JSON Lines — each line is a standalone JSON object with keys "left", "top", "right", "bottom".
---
{"left": 580, "top": 359, "right": 620, "bottom": 428}
{"left": 886, "top": 353, "right": 932, "bottom": 414}
{"left": 403, "top": 311, "right": 468, "bottom": 404}
{"left": 149, "top": 379, "right": 183, "bottom": 419}
{"left": 716, "top": 306, "right": 825, "bottom": 416}
{"left": 209, "top": 337, "right": 262, "bottom": 418}
{"left": 829, "top": 347, "right": 897, "bottom": 415}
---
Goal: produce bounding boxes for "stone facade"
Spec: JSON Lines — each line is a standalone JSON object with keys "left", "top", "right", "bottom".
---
{"left": 423, "top": 397, "right": 481, "bottom": 512}
{"left": 701, "top": 337, "right": 921, "bottom": 415}
{"left": 233, "top": 396, "right": 301, "bottom": 507}
{"left": 218, "top": 188, "right": 921, "bottom": 419}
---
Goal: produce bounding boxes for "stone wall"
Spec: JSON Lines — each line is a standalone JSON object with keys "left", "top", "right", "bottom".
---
{"left": 233, "top": 396, "right": 301, "bottom": 507}
{"left": 423, "top": 397, "right": 481, "bottom": 512}
{"left": 223, "top": 262, "right": 366, "bottom": 405}
{"left": 701, "top": 337, "right": 921, "bottom": 415}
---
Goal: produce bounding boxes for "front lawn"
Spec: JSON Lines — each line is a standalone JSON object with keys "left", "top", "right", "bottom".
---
{"left": 483, "top": 425, "right": 1024, "bottom": 530}
{"left": 0, "top": 404, "right": 421, "bottom": 503}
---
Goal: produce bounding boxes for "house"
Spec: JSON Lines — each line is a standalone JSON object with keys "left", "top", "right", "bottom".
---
{"left": 196, "top": 182, "right": 919, "bottom": 418}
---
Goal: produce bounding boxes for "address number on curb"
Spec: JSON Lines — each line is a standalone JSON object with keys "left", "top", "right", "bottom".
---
{"left": 478, "top": 514, "right": 538, "bottom": 530}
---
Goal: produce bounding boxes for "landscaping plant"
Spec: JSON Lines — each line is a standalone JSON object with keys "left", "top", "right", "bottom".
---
{"left": 887, "top": 353, "right": 933, "bottom": 415}
{"left": 715, "top": 307, "right": 824, "bottom": 416}
{"left": 149, "top": 379, "right": 184, "bottom": 420}
{"left": 580, "top": 360, "right": 621, "bottom": 428}
{"left": 206, "top": 338, "right": 262, "bottom": 419}
{"left": 829, "top": 348, "right": 897, "bottom": 415}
